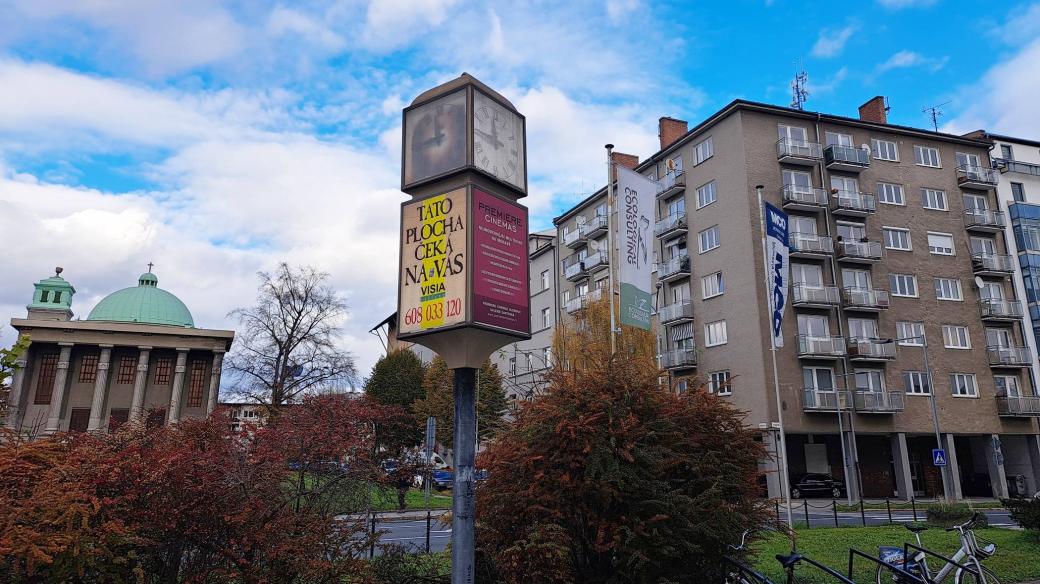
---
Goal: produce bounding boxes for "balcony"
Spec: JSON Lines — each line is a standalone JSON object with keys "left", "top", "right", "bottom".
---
{"left": 584, "top": 251, "right": 607, "bottom": 273}
{"left": 792, "top": 284, "right": 840, "bottom": 308}
{"left": 852, "top": 390, "right": 905, "bottom": 414}
{"left": 980, "top": 298, "right": 1024, "bottom": 321}
{"left": 654, "top": 212, "right": 687, "bottom": 240}
{"left": 971, "top": 253, "right": 1014, "bottom": 277}
{"left": 563, "top": 251, "right": 606, "bottom": 281}
{"left": 963, "top": 209, "right": 1006, "bottom": 233}
{"left": 658, "top": 301, "right": 694, "bottom": 324}
{"left": 847, "top": 338, "right": 897, "bottom": 361}
{"left": 656, "top": 171, "right": 686, "bottom": 200}
{"left": 824, "top": 144, "right": 870, "bottom": 172}
{"left": 836, "top": 240, "right": 883, "bottom": 264}
{"left": 660, "top": 348, "right": 697, "bottom": 370}
{"left": 564, "top": 295, "right": 587, "bottom": 314}
{"left": 781, "top": 184, "right": 829, "bottom": 212}
{"left": 831, "top": 191, "right": 877, "bottom": 217}
{"left": 562, "top": 228, "right": 584, "bottom": 249}
{"left": 803, "top": 389, "right": 850, "bottom": 412}
{"left": 994, "top": 158, "right": 1040, "bottom": 177}
{"left": 996, "top": 396, "right": 1040, "bottom": 417}
{"left": 582, "top": 214, "right": 609, "bottom": 239}
{"left": 658, "top": 255, "right": 691, "bottom": 283}
{"left": 841, "top": 288, "right": 890, "bottom": 312}
{"left": 777, "top": 138, "right": 823, "bottom": 165}
{"left": 789, "top": 233, "right": 834, "bottom": 258}
{"left": 987, "top": 345, "right": 1032, "bottom": 368}
{"left": 956, "top": 165, "right": 999, "bottom": 190}
{"left": 798, "top": 335, "right": 846, "bottom": 359}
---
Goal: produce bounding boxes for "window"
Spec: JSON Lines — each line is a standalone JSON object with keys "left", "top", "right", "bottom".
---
{"left": 78, "top": 355, "right": 99, "bottom": 383}
{"left": 705, "top": 320, "right": 728, "bottom": 346}
{"left": 542, "top": 347, "right": 552, "bottom": 368}
{"left": 883, "top": 227, "right": 911, "bottom": 251}
{"left": 847, "top": 318, "right": 879, "bottom": 339}
{"left": 699, "top": 225, "right": 720, "bottom": 253}
{"left": 877, "top": 182, "right": 905, "bottom": 205}
{"left": 889, "top": 274, "right": 918, "bottom": 297}
{"left": 709, "top": 370, "right": 732, "bottom": 395}
{"left": 842, "top": 268, "right": 871, "bottom": 290}
{"left": 694, "top": 137, "right": 714, "bottom": 164}
{"left": 922, "top": 188, "right": 948, "bottom": 211}
{"left": 186, "top": 360, "right": 207, "bottom": 408}
{"left": 950, "top": 373, "right": 978, "bottom": 397}
{"left": 39, "top": 290, "right": 50, "bottom": 303}
{"left": 914, "top": 145, "right": 941, "bottom": 167}
{"left": 508, "top": 357, "right": 516, "bottom": 376}
{"left": 826, "top": 131, "right": 853, "bottom": 146}
{"left": 904, "top": 371, "right": 931, "bottom": 395}
{"left": 872, "top": 139, "right": 899, "bottom": 161}
{"left": 793, "top": 263, "right": 824, "bottom": 287}
{"left": 541, "top": 307, "right": 551, "bottom": 329}
{"left": 942, "top": 325, "right": 971, "bottom": 349}
{"left": 798, "top": 314, "right": 830, "bottom": 336}
{"left": 1011, "top": 182, "right": 1026, "bottom": 202}
{"left": 33, "top": 353, "right": 59, "bottom": 405}
{"left": 783, "top": 169, "right": 812, "bottom": 190}
{"left": 971, "top": 236, "right": 996, "bottom": 255}
{"left": 53, "top": 291, "right": 62, "bottom": 303}
{"left": 154, "top": 357, "right": 172, "bottom": 384}
{"left": 696, "top": 180, "right": 717, "bottom": 208}
{"left": 934, "top": 277, "right": 963, "bottom": 301}
{"left": 778, "top": 124, "right": 808, "bottom": 144}
{"left": 896, "top": 322, "right": 925, "bottom": 346}
{"left": 995, "top": 375, "right": 1021, "bottom": 397}
{"left": 116, "top": 356, "right": 136, "bottom": 384}
{"left": 540, "top": 269, "right": 550, "bottom": 291}
{"left": 927, "top": 232, "right": 955, "bottom": 255}
{"left": 855, "top": 369, "right": 886, "bottom": 393}
{"left": 831, "top": 175, "right": 860, "bottom": 195}
{"left": 956, "top": 152, "right": 981, "bottom": 168}
{"left": 701, "top": 272, "right": 724, "bottom": 298}
{"left": 963, "top": 193, "right": 988, "bottom": 211}
{"left": 803, "top": 367, "right": 836, "bottom": 392}
{"left": 1000, "top": 144, "right": 1014, "bottom": 160}
{"left": 666, "top": 194, "right": 685, "bottom": 217}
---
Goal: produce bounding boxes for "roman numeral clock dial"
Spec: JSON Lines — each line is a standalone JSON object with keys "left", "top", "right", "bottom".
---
{"left": 472, "top": 91, "right": 524, "bottom": 190}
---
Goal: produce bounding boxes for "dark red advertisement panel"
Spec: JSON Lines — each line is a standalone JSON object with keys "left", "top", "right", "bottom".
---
{"left": 471, "top": 188, "right": 530, "bottom": 335}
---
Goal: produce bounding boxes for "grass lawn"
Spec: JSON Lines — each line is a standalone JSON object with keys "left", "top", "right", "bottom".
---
{"left": 748, "top": 526, "right": 1040, "bottom": 583}
{"left": 371, "top": 487, "right": 453, "bottom": 512}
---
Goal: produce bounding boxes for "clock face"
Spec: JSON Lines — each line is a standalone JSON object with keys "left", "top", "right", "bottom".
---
{"left": 472, "top": 90, "right": 525, "bottom": 190}
{"left": 403, "top": 90, "right": 467, "bottom": 186}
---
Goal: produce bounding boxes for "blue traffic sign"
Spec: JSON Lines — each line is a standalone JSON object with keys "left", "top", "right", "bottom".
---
{"left": 932, "top": 448, "right": 948, "bottom": 467}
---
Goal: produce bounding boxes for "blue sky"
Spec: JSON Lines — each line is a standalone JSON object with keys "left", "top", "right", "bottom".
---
{"left": 1, "top": 0, "right": 1039, "bottom": 378}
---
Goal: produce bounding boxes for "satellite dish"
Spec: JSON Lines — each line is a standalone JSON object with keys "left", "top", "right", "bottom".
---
{"left": 974, "top": 276, "right": 985, "bottom": 289}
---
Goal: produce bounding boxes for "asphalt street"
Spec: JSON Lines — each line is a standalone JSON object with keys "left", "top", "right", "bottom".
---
{"left": 376, "top": 518, "right": 453, "bottom": 553}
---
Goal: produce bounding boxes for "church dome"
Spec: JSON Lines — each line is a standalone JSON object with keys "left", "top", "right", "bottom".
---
{"left": 86, "top": 271, "right": 195, "bottom": 328}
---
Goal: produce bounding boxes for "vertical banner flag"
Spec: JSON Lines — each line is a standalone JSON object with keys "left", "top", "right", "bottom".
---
{"left": 617, "top": 166, "right": 655, "bottom": 330}
{"left": 764, "top": 202, "right": 790, "bottom": 348}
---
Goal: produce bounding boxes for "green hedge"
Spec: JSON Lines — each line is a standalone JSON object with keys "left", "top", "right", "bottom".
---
{"left": 1002, "top": 497, "right": 1040, "bottom": 531}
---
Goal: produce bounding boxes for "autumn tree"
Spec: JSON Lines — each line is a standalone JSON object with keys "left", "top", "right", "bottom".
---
{"left": 365, "top": 349, "right": 426, "bottom": 409}
{"left": 225, "top": 263, "right": 358, "bottom": 409}
{"left": 476, "top": 299, "right": 770, "bottom": 583}
{"left": 1, "top": 333, "right": 31, "bottom": 426}
{"left": 413, "top": 356, "right": 508, "bottom": 449}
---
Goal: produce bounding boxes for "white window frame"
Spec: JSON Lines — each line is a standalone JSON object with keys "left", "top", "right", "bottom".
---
{"left": 709, "top": 370, "right": 732, "bottom": 395}
{"left": 904, "top": 371, "right": 931, "bottom": 395}
{"left": 694, "top": 137, "right": 714, "bottom": 165}
{"left": 872, "top": 139, "right": 899, "bottom": 162}
{"left": 896, "top": 321, "right": 925, "bottom": 346}
{"left": 934, "top": 277, "right": 963, "bottom": 301}
{"left": 914, "top": 145, "right": 941, "bottom": 168}
{"left": 541, "top": 307, "right": 551, "bottom": 329}
{"left": 922, "top": 188, "right": 948, "bottom": 211}
{"left": 541, "top": 269, "right": 550, "bottom": 291}
{"left": 927, "top": 232, "right": 955, "bottom": 256}
{"left": 942, "top": 325, "right": 971, "bottom": 349}
{"left": 696, "top": 180, "right": 717, "bottom": 209}
{"left": 699, "top": 225, "right": 720, "bottom": 253}
{"left": 542, "top": 347, "right": 552, "bottom": 368}
{"left": 705, "top": 320, "right": 728, "bottom": 347}
{"left": 889, "top": 274, "right": 919, "bottom": 298}
{"left": 883, "top": 227, "right": 912, "bottom": 251}
{"left": 876, "top": 182, "right": 905, "bottom": 206}
{"left": 950, "top": 373, "right": 978, "bottom": 398}
{"left": 701, "top": 271, "right": 724, "bottom": 299}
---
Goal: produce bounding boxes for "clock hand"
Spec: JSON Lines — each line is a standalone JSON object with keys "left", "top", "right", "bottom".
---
{"left": 489, "top": 121, "right": 504, "bottom": 149}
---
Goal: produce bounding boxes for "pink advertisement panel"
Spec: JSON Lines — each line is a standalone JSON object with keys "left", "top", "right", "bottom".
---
{"left": 471, "top": 188, "right": 530, "bottom": 335}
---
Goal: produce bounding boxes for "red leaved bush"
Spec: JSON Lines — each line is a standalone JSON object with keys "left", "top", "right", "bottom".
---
{"left": 476, "top": 301, "right": 770, "bottom": 583}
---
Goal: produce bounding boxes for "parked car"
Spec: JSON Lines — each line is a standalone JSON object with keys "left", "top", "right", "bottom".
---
{"left": 415, "top": 468, "right": 490, "bottom": 491}
{"left": 791, "top": 473, "right": 845, "bottom": 499}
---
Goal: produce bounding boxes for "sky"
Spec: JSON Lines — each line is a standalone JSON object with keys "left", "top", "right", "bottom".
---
{"left": 2, "top": 0, "right": 1039, "bottom": 384}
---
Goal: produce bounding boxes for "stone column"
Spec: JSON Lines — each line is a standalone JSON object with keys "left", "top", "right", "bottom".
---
{"left": 129, "top": 347, "right": 152, "bottom": 421}
{"left": 4, "top": 357, "right": 28, "bottom": 430}
{"left": 167, "top": 348, "right": 189, "bottom": 424}
{"left": 842, "top": 431, "right": 862, "bottom": 501}
{"left": 890, "top": 433, "right": 915, "bottom": 501}
{"left": 86, "top": 346, "right": 113, "bottom": 431}
{"left": 944, "top": 433, "right": 964, "bottom": 500}
{"left": 206, "top": 350, "right": 225, "bottom": 415}
{"left": 762, "top": 429, "right": 783, "bottom": 500}
{"left": 985, "top": 434, "right": 1010, "bottom": 499}
{"left": 44, "top": 343, "right": 74, "bottom": 433}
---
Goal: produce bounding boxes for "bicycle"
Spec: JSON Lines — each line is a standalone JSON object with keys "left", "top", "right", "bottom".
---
{"left": 876, "top": 512, "right": 1000, "bottom": 584}
{"left": 775, "top": 550, "right": 855, "bottom": 584}
{"left": 722, "top": 530, "right": 774, "bottom": 584}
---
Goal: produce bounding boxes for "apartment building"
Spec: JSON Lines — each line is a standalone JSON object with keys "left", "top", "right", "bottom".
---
{"left": 553, "top": 98, "right": 1040, "bottom": 501}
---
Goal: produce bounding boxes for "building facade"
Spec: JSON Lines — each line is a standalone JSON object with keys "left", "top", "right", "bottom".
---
{"left": 5, "top": 268, "right": 234, "bottom": 434}
{"left": 553, "top": 98, "right": 1040, "bottom": 501}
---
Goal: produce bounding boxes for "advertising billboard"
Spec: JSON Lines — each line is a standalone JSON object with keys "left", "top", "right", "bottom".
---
{"left": 472, "top": 188, "right": 529, "bottom": 335}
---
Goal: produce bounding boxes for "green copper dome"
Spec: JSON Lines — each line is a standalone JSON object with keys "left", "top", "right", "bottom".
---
{"left": 86, "top": 272, "right": 195, "bottom": 328}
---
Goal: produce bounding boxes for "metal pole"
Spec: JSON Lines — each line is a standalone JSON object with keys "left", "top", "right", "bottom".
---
{"left": 834, "top": 383, "right": 853, "bottom": 506}
{"left": 756, "top": 185, "right": 794, "bottom": 532}
{"left": 922, "top": 337, "right": 954, "bottom": 500}
{"left": 605, "top": 144, "right": 617, "bottom": 355}
{"left": 451, "top": 368, "right": 477, "bottom": 584}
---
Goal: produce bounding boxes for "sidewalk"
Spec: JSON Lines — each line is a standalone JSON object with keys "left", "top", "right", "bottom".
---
{"left": 340, "top": 508, "right": 452, "bottom": 523}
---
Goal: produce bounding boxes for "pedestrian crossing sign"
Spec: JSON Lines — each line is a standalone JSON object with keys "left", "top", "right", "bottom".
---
{"left": 932, "top": 448, "right": 947, "bottom": 467}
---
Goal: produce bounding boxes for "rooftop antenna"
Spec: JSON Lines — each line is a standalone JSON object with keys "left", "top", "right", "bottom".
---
{"left": 922, "top": 101, "right": 950, "bottom": 132}
{"left": 791, "top": 63, "right": 809, "bottom": 111}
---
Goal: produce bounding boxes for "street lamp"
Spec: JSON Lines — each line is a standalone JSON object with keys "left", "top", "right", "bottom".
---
{"left": 829, "top": 370, "right": 862, "bottom": 505}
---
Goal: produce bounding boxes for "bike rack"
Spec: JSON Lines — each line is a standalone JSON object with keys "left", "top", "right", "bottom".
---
{"left": 848, "top": 549, "right": 925, "bottom": 584}
{"left": 781, "top": 554, "right": 856, "bottom": 584}
{"left": 721, "top": 556, "right": 775, "bottom": 584}
{"left": 900, "top": 542, "right": 979, "bottom": 583}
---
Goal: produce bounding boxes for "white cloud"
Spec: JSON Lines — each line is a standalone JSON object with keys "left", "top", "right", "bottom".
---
{"left": 945, "top": 38, "right": 1040, "bottom": 138}
{"left": 362, "top": 0, "right": 460, "bottom": 51}
{"left": 807, "top": 67, "right": 849, "bottom": 95}
{"left": 811, "top": 25, "right": 857, "bottom": 58}
{"left": 606, "top": 0, "right": 641, "bottom": 23}
{"left": 266, "top": 6, "right": 346, "bottom": 51}
{"left": 987, "top": 3, "right": 1040, "bottom": 42}
{"left": 876, "top": 50, "right": 948, "bottom": 73}
{"left": 876, "top": 0, "right": 937, "bottom": 8}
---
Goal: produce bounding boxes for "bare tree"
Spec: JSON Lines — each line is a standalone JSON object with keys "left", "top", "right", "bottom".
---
{"left": 226, "top": 263, "right": 358, "bottom": 409}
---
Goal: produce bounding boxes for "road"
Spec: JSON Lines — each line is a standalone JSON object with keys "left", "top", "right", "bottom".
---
{"left": 375, "top": 517, "right": 452, "bottom": 553}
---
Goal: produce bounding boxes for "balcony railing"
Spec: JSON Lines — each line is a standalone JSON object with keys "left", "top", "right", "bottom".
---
{"left": 980, "top": 298, "right": 1024, "bottom": 320}
{"left": 562, "top": 229, "right": 583, "bottom": 248}
{"left": 997, "top": 396, "right": 1040, "bottom": 417}
{"left": 564, "top": 295, "right": 587, "bottom": 314}
{"left": 798, "top": 335, "right": 846, "bottom": 358}
{"left": 584, "top": 251, "right": 607, "bottom": 272}
{"left": 654, "top": 212, "right": 687, "bottom": 239}
{"left": 658, "top": 301, "right": 694, "bottom": 324}
{"left": 841, "top": 287, "right": 890, "bottom": 311}
{"left": 824, "top": 144, "right": 870, "bottom": 172}
{"left": 831, "top": 191, "right": 877, "bottom": 216}
{"left": 582, "top": 214, "right": 609, "bottom": 238}
{"left": 562, "top": 252, "right": 605, "bottom": 281}
{"left": 803, "top": 389, "right": 850, "bottom": 412}
{"left": 659, "top": 255, "right": 691, "bottom": 282}
{"left": 994, "top": 158, "right": 1040, "bottom": 177}
{"left": 781, "top": 184, "right": 829, "bottom": 210}
{"left": 852, "top": 390, "right": 905, "bottom": 413}
{"left": 792, "top": 284, "right": 840, "bottom": 307}
{"left": 971, "top": 253, "right": 1014, "bottom": 276}
{"left": 656, "top": 171, "right": 686, "bottom": 199}
{"left": 956, "top": 164, "right": 999, "bottom": 189}
{"left": 987, "top": 345, "right": 1032, "bottom": 367}
{"left": 847, "top": 338, "right": 897, "bottom": 360}
{"left": 789, "top": 233, "right": 834, "bottom": 256}
{"left": 963, "top": 209, "right": 1006, "bottom": 232}
{"left": 777, "top": 138, "right": 823, "bottom": 164}
{"left": 836, "top": 240, "right": 883, "bottom": 263}
{"left": 660, "top": 348, "right": 697, "bottom": 369}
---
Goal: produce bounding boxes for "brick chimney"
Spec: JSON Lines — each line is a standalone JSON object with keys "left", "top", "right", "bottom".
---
{"left": 858, "top": 96, "right": 888, "bottom": 124}
{"left": 611, "top": 151, "right": 639, "bottom": 181}
{"left": 658, "top": 117, "right": 689, "bottom": 151}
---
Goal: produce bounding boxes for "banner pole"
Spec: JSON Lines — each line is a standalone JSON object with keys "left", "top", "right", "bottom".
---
{"left": 606, "top": 144, "right": 617, "bottom": 355}
{"left": 756, "top": 185, "right": 794, "bottom": 534}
